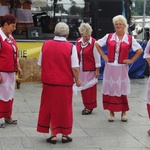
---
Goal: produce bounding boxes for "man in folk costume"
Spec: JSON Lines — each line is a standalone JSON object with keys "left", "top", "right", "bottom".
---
{"left": 37, "top": 22, "right": 81, "bottom": 144}
{"left": 76, "top": 22, "right": 101, "bottom": 115}
{"left": 143, "top": 39, "right": 150, "bottom": 135}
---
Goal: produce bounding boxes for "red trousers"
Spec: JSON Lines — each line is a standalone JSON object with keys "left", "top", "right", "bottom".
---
{"left": 37, "top": 84, "right": 73, "bottom": 135}
{"left": 81, "top": 84, "right": 97, "bottom": 110}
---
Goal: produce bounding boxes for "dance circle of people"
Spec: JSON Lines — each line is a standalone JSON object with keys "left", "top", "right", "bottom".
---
{"left": 1, "top": 13, "right": 150, "bottom": 144}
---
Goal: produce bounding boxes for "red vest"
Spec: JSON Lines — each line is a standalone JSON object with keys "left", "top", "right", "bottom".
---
{"left": 76, "top": 37, "right": 96, "bottom": 71}
{"left": 107, "top": 33, "right": 132, "bottom": 64}
{"left": 41, "top": 40, "right": 74, "bottom": 86}
{"left": 0, "top": 35, "right": 18, "bottom": 72}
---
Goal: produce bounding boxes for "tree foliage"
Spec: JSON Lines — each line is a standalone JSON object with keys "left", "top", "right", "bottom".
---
{"left": 69, "top": 5, "right": 84, "bottom": 15}
{"left": 131, "top": 0, "right": 150, "bottom": 16}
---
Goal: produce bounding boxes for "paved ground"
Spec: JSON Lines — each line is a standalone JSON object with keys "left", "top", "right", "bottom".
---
{"left": 0, "top": 77, "right": 150, "bottom": 150}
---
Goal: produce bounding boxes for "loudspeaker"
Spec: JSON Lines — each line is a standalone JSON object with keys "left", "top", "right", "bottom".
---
{"left": 92, "top": 19, "right": 115, "bottom": 39}
{"left": 94, "top": 0, "right": 122, "bottom": 19}
{"left": 40, "top": 16, "right": 51, "bottom": 33}
{"left": 91, "top": 0, "right": 123, "bottom": 39}
{"left": 95, "top": 0, "right": 122, "bottom": 19}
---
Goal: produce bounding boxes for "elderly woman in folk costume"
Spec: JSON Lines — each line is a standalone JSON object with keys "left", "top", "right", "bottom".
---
{"left": 37, "top": 22, "right": 81, "bottom": 144}
{"left": 0, "top": 14, "right": 22, "bottom": 128}
{"left": 75, "top": 22, "right": 101, "bottom": 115}
{"left": 95, "top": 15, "right": 143, "bottom": 122}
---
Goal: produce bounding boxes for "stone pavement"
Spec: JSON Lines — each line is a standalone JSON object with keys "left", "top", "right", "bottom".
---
{"left": 0, "top": 78, "right": 150, "bottom": 150}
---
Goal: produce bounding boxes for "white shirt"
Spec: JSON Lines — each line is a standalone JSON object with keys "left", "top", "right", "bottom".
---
{"left": 0, "top": 28, "right": 7, "bottom": 41}
{"left": 143, "top": 40, "right": 150, "bottom": 58}
{"left": 38, "top": 36, "right": 79, "bottom": 68}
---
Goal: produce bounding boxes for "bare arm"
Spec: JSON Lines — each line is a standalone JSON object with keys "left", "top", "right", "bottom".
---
{"left": 17, "top": 61, "right": 23, "bottom": 77}
{"left": 72, "top": 67, "right": 82, "bottom": 87}
{"left": 123, "top": 48, "right": 143, "bottom": 64}
{"left": 95, "top": 42, "right": 108, "bottom": 62}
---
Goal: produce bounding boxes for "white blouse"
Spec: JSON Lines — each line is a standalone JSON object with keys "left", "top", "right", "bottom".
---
{"left": 143, "top": 40, "right": 150, "bottom": 58}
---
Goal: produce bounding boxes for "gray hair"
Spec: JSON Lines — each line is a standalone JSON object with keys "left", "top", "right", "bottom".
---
{"left": 112, "top": 15, "right": 129, "bottom": 34}
{"left": 54, "top": 22, "right": 69, "bottom": 37}
{"left": 78, "top": 22, "right": 93, "bottom": 36}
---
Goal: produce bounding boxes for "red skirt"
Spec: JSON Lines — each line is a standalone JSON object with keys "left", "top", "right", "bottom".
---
{"left": 37, "top": 84, "right": 73, "bottom": 135}
{"left": 147, "top": 104, "right": 150, "bottom": 119}
{"left": 81, "top": 84, "right": 97, "bottom": 110}
{"left": 0, "top": 99, "right": 13, "bottom": 118}
{"left": 103, "top": 94, "right": 129, "bottom": 112}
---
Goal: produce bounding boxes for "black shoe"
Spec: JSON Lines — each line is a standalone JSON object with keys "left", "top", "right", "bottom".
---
{"left": 0, "top": 123, "right": 5, "bottom": 128}
{"left": 62, "top": 135, "right": 72, "bottom": 143}
{"left": 47, "top": 136, "right": 57, "bottom": 144}
{"left": 5, "top": 118, "right": 17, "bottom": 124}
{"left": 82, "top": 108, "right": 93, "bottom": 115}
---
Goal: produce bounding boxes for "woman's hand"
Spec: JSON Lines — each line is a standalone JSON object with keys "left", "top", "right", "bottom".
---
{"left": 75, "top": 79, "right": 82, "bottom": 87}
{"left": 123, "top": 59, "right": 133, "bottom": 65}
{"left": 17, "top": 67, "right": 23, "bottom": 77}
